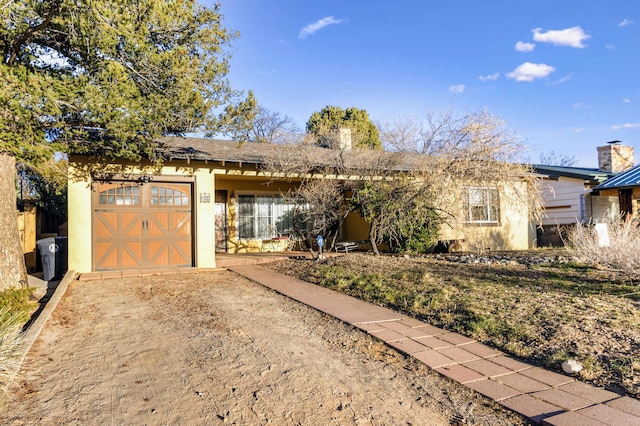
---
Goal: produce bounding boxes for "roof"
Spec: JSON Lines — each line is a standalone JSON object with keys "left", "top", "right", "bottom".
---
{"left": 156, "top": 136, "right": 267, "bottom": 164}
{"left": 595, "top": 163, "right": 640, "bottom": 190}
{"left": 531, "top": 164, "right": 613, "bottom": 183}
{"left": 155, "top": 136, "right": 426, "bottom": 171}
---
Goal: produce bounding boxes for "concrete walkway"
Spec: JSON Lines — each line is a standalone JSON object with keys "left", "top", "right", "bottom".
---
{"left": 228, "top": 264, "right": 640, "bottom": 426}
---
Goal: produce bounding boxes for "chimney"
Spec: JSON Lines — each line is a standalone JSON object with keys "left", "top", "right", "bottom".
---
{"left": 597, "top": 141, "right": 634, "bottom": 173}
{"left": 338, "top": 127, "right": 352, "bottom": 151}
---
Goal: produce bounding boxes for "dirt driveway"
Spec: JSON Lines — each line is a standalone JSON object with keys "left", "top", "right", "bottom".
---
{"left": 1, "top": 271, "right": 527, "bottom": 425}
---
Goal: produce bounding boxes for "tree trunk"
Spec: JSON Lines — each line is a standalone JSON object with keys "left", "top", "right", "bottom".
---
{"left": 368, "top": 220, "right": 380, "bottom": 256}
{"left": 0, "top": 154, "right": 28, "bottom": 290}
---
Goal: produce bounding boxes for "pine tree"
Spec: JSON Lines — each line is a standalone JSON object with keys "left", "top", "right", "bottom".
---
{"left": 0, "top": 0, "right": 251, "bottom": 289}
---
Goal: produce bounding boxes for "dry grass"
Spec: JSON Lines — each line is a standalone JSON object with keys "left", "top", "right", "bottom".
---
{"left": 269, "top": 251, "right": 640, "bottom": 398}
{"left": 565, "top": 218, "right": 640, "bottom": 271}
{"left": 0, "top": 307, "right": 26, "bottom": 396}
{"left": 0, "top": 286, "right": 36, "bottom": 395}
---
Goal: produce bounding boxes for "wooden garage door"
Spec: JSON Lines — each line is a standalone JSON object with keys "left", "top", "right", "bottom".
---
{"left": 93, "top": 181, "right": 193, "bottom": 270}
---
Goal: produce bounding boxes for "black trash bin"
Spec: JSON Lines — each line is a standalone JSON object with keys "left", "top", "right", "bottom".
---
{"left": 36, "top": 237, "right": 68, "bottom": 281}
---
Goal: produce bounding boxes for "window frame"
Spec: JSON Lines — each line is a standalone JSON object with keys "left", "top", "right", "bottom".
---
{"left": 464, "top": 186, "right": 500, "bottom": 225}
{"left": 98, "top": 184, "right": 141, "bottom": 206}
{"left": 236, "top": 193, "right": 299, "bottom": 240}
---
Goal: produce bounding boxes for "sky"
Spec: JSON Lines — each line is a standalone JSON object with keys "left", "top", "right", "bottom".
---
{"left": 205, "top": 0, "right": 640, "bottom": 167}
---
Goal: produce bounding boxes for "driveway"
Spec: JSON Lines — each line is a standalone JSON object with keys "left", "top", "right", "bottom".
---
{"left": 0, "top": 270, "right": 526, "bottom": 425}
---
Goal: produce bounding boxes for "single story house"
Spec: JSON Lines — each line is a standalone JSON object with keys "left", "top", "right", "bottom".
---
{"left": 68, "top": 137, "right": 535, "bottom": 273}
{"left": 594, "top": 162, "right": 640, "bottom": 220}
{"left": 532, "top": 142, "right": 634, "bottom": 245}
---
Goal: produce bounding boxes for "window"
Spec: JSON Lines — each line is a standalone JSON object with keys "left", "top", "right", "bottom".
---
{"left": 99, "top": 185, "right": 140, "bottom": 206}
{"left": 465, "top": 187, "right": 499, "bottom": 224}
{"left": 237, "top": 194, "right": 297, "bottom": 239}
{"left": 151, "top": 185, "right": 189, "bottom": 206}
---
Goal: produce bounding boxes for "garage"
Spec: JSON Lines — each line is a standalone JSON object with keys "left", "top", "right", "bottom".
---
{"left": 92, "top": 180, "right": 193, "bottom": 270}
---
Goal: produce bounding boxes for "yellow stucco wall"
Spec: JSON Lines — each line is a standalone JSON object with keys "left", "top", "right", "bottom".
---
{"left": 68, "top": 161, "right": 93, "bottom": 273}
{"left": 439, "top": 182, "right": 533, "bottom": 251}
{"left": 68, "top": 157, "right": 218, "bottom": 272}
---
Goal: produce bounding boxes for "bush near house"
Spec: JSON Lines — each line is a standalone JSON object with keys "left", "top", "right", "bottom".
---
{"left": 269, "top": 250, "right": 640, "bottom": 398}
{"left": 565, "top": 218, "right": 640, "bottom": 271}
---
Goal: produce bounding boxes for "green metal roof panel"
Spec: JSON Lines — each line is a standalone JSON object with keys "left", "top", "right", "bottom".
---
{"left": 531, "top": 165, "right": 613, "bottom": 182}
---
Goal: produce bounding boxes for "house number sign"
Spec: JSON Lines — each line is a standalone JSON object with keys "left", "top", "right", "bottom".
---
{"left": 199, "top": 192, "right": 211, "bottom": 203}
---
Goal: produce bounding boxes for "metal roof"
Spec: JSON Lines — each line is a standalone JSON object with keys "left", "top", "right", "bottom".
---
{"left": 595, "top": 163, "right": 640, "bottom": 190}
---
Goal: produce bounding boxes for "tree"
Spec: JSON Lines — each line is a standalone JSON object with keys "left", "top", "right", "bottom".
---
{"left": 349, "top": 178, "right": 442, "bottom": 255}
{"left": 223, "top": 103, "right": 299, "bottom": 144}
{"left": 265, "top": 110, "right": 541, "bottom": 257}
{"left": 538, "top": 151, "right": 577, "bottom": 167}
{"left": 261, "top": 134, "right": 351, "bottom": 254}
{"left": 18, "top": 160, "right": 68, "bottom": 218}
{"left": 306, "top": 106, "right": 382, "bottom": 150}
{"left": 375, "top": 111, "right": 541, "bottom": 253}
{"left": 0, "top": 0, "right": 251, "bottom": 289}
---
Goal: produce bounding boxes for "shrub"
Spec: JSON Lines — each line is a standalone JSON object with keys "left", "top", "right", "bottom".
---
{"left": 565, "top": 218, "right": 640, "bottom": 271}
{"left": 0, "top": 286, "right": 36, "bottom": 395}
{"left": 0, "top": 307, "right": 26, "bottom": 395}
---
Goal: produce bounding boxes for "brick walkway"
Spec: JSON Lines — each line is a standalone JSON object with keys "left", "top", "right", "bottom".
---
{"left": 227, "top": 264, "right": 640, "bottom": 426}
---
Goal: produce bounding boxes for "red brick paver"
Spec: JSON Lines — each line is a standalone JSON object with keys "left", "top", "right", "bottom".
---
{"left": 500, "top": 394, "right": 565, "bottom": 423}
{"left": 435, "top": 364, "right": 486, "bottom": 384}
{"left": 496, "top": 372, "right": 550, "bottom": 393}
{"left": 606, "top": 396, "right": 640, "bottom": 416}
{"left": 463, "top": 359, "right": 513, "bottom": 378}
{"left": 542, "top": 411, "right": 609, "bottom": 426}
{"left": 465, "top": 379, "right": 522, "bottom": 401}
{"left": 577, "top": 403, "right": 640, "bottom": 425}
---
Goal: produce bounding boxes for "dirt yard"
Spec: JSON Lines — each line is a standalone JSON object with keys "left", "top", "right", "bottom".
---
{"left": 0, "top": 270, "right": 528, "bottom": 425}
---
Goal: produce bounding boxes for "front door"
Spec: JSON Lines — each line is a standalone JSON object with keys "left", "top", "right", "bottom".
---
{"left": 92, "top": 181, "right": 193, "bottom": 270}
{"left": 619, "top": 188, "right": 633, "bottom": 220}
{"left": 214, "top": 190, "right": 228, "bottom": 252}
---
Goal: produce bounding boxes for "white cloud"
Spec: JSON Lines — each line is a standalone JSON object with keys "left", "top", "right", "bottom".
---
{"left": 572, "top": 102, "right": 591, "bottom": 110}
{"left": 506, "top": 62, "right": 556, "bottom": 82}
{"left": 298, "top": 16, "right": 344, "bottom": 39}
{"left": 515, "top": 41, "right": 535, "bottom": 52}
{"left": 574, "top": 128, "right": 585, "bottom": 133}
{"left": 619, "top": 18, "right": 634, "bottom": 27}
{"left": 479, "top": 72, "right": 500, "bottom": 82}
{"left": 449, "top": 84, "right": 465, "bottom": 94}
{"left": 532, "top": 26, "right": 590, "bottom": 48}
{"left": 612, "top": 123, "right": 640, "bottom": 130}
{"left": 623, "top": 98, "right": 632, "bottom": 103}
{"left": 606, "top": 44, "right": 616, "bottom": 50}
{"left": 553, "top": 73, "right": 573, "bottom": 84}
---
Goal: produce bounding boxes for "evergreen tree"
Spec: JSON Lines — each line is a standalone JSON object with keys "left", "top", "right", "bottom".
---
{"left": 306, "top": 106, "right": 382, "bottom": 150}
{"left": 0, "top": 0, "right": 251, "bottom": 289}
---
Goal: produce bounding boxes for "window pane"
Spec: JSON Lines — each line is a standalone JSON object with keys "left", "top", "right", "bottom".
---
{"left": 238, "top": 195, "right": 255, "bottom": 238}
{"left": 467, "top": 187, "right": 499, "bottom": 223}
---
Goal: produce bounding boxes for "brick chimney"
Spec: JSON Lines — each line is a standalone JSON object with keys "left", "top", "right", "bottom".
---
{"left": 597, "top": 141, "right": 634, "bottom": 173}
{"left": 338, "top": 127, "right": 352, "bottom": 151}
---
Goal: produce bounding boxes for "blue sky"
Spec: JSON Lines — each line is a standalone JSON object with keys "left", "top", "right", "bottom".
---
{"left": 207, "top": 0, "right": 639, "bottom": 166}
